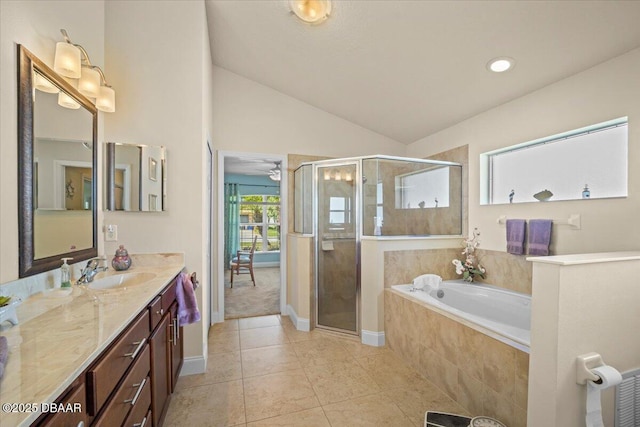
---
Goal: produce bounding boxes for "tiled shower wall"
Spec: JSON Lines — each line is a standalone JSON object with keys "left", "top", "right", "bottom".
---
{"left": 384, "top": 248, "right": 532, "bottom": 295}
{"left": 384, "top": 290, "right": 528, "bottom": 427}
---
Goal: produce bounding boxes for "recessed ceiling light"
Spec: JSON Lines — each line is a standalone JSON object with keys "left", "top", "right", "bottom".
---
{"left": 487, "top": 57, "right": 515, "bottom": 73}
{"left": 290, "top": 0, "right": 331, "bottom": 24}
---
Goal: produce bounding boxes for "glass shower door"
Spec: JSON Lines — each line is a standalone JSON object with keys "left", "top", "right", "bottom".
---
{"left": 316, "top": 163, "right": 359, "bottom": 334}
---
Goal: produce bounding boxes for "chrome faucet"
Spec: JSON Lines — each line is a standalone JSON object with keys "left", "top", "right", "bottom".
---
{"left": 76, "top": 257, "right": 108, "bottom": 285}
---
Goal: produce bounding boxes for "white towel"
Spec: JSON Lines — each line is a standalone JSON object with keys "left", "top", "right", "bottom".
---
{"left": 412, "top": 274, "right": 442, "bottom": 290}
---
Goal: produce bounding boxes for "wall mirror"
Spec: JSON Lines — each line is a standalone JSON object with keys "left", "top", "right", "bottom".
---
{"left": 105, "top": 142, "right": 166, "bottom": 211}
{"left": 18, "top": 45, "right": 98, "bottom": 277}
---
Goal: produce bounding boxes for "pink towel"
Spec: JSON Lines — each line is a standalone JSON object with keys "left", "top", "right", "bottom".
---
{"left": 176, "top": 272, "right": 201, "bottom": 326}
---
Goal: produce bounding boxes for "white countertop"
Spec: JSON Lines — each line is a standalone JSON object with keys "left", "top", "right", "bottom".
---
{"left": 527, "top": 251, "right": 640, "bottom": 265}
{"left": 0, "top": 253, "right": 185, "bottom": 427}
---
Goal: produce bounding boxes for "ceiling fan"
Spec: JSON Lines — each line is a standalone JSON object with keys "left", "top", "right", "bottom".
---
{"left": 269, "top": 161, "right": 281, "bottom": 182}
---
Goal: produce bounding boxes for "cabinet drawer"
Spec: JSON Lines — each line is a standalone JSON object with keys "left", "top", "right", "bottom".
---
{"left": 160, "top": 278, "right": 177, "bottom": 312}
{"left": 122, "top": 378, "right": 151, "bottom": 427}
{"left": 87, "top": 310, "right": 150, "bottom": 415}
{"left": 148, "top": 296, "right": 163, "bottom": 332}
{"left": 38, "top": 382, "right": 87, "bottom": 427}
{"left": 93, "top": 345, "right": 150, "bottom": 427}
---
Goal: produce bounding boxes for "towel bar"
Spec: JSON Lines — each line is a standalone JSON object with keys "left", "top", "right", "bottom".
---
{"left": 497, "top": 214, "right": 581, "bottom": 230}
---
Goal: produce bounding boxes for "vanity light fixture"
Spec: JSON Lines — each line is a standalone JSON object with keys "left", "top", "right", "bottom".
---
{"left": 53, "top": 29, "right": 116, "bottom": 112}
{"left": 57, "top": 78, "right": 80, "bottom": 110}
{"left": 33, "top": 72, "right": 59, "bottom": 94}
{"left": 289, "top": 0, "right": 331, "bottom": 24}
{"left": 487, "top": 57, "right": 515, "bottom": 73}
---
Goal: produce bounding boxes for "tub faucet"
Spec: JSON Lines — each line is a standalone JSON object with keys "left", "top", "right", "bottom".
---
{"left": 76, "top": 257, "right": 108, "bottom": 285}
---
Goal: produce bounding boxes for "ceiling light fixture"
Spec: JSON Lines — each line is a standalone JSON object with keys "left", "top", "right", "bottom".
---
{"left": 487, "top": 57, "right": 515, "bottom": 73}
{"left": 269, "top": 162, "right": 282, "bottom": 182}
{"left": 289, "top": 0, "right": 331, "bottom": 24}
{"left": 53, "top": 29, "right": 116, "bottom": 112}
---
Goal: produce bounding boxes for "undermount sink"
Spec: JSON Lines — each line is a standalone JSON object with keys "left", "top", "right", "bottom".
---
{"left": 88, "top": 272, "right": 155, "bottom": 291}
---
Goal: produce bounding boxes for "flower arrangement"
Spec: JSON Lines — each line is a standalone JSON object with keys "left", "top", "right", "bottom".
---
{"left": 452, "top": 228, "right": 486, "bottom": 282}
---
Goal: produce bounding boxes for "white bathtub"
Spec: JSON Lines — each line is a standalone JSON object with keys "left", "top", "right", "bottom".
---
{"left": 391, "top": 280, "right": 531, "bottom": 350}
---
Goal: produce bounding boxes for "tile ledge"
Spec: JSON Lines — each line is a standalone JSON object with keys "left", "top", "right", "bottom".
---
{"left": 527, "top": 251, "right": 640, "bottom": 266}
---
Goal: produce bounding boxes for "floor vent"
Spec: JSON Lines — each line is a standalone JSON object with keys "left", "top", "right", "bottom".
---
{"left": 615, "top": 368, "right": 640, "bottom": 427}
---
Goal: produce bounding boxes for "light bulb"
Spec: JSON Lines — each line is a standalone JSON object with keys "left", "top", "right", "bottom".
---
{"left": 78, "top": 67, "right": 101, "bottom": 98}
{"left": 96, "top": 86, "right": 116, "bottom": 113}
{"left": 34, "top": 72, "right": 59, "bottom": 94}
{"left": 290, "top": 0, "right": 331, "bottom": 24}
{"left": 53, "top": 42, "right": 81, "bottom": 78}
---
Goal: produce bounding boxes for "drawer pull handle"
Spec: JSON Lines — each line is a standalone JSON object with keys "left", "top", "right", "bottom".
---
{"left": 173, "top": 318, "right": 178, "bottom": 346}
{"left": 124, "top": 378, "right": 146, "bottom": 406}
{"left": 124, "top": 339, "right": 145, "bottom": 359}
{"left": 169, "top": 321, "right": 174, "bottom": 344}
{"left": 133, "top": 416, "right": 148, "bottom": 427}
{"left": 156, "top": 308, "right": 164, "bottom": 316}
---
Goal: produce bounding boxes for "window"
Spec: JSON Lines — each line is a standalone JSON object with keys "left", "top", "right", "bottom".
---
{"left": 328, "top": 196, "right": 352, "bottom": 231}
{"left": 481, "top": 118, "right": 628, "bottom": 205}
{"left": 395, "top": 166, "right": 450, "bottom": 209}
{"left": 238, "top": 195, "right": 280, "bottom": 252}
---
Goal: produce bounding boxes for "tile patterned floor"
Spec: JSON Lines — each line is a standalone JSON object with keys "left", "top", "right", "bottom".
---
{"left": 164, "top": 315, "right": 469, "bottom": 427}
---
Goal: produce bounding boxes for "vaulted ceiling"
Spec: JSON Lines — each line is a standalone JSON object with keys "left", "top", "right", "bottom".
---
{"left": 206, "top": 1, "right": 640, "bottom": 144}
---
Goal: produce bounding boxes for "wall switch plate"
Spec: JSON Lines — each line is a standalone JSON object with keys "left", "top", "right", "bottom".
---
{"left": 105, "top": 224, "right": 118, "bottom": 241}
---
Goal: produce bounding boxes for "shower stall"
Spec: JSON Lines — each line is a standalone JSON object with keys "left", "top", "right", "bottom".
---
{"left": 294, "top": 155, "right": 462, "bottom": 336}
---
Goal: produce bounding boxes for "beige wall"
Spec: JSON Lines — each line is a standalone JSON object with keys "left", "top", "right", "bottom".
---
{"left": 212, "top": 66, "right": 406, "bottom": 328}
{"left": 103, "top": 0, "right": 212, "bottom": 364}
{"left": 0, "top": 0, "right": 105, "bottom": 284}
{"left": 212, "top": 66, "right": 405, "bottom": 157}
{"left": 528, "top": 256, "right": 640, "bottom": 427}
{"left": 407, "top": 48, "right": 640, "bottom": 256}
{"left": 286, "top": 234, "right": 313, "bottom": 324}
{"left": 361, "top": 237, "right": 461, "bottom": 334}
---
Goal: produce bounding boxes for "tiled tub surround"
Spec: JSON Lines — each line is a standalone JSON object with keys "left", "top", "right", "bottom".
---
{"left": 385, "top": 248, "right": 533, "bottom": 295}
{"left": 0, "top": 253, "right": 184, "bottom": 427}
{"left": 384, "top": 289, "right": 529, "bottom": 427}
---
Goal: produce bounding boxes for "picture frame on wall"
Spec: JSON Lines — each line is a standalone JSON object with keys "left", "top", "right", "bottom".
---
{"left": 149, "top": 157, "right": 158, "bottom": 181}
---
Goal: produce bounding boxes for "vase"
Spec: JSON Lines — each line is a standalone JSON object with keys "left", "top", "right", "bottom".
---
{"left": 112, "top": 245, "right": 132, "bottom": 271}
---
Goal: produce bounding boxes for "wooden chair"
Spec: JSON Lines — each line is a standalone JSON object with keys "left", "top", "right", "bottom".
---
{"left": 230, "top": 235, "right": 258, "bottom": 288}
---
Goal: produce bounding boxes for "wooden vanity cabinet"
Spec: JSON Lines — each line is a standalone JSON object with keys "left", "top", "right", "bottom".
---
{"left": 34, "top": 273, "right": 184, "bottom": 427}
{"left": 92, "top": 346, "right": 150, "bottom": 427}
{"left": 149, "top": 276, "right": 183, "bottom": 427}
{"left": 149, "top": 312, "right": 170, "bottom": 427}
{"left": 38, "top": 379, "right": 88, "bottom": 427}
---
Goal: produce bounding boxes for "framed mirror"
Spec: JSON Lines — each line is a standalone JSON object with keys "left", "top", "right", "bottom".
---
{"left": 105, "top": 142, "right": 166, "bottom": 211}
{"left": 18, "top": 45, "right": 98, "bottom": 277}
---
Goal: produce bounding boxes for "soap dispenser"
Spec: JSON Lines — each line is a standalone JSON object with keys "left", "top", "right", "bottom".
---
{"left": 60, "top": 257, "right": 73, "bottom": 288}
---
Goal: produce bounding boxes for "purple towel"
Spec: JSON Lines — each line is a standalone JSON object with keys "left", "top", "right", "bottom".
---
{"left": 176, "top": 272, "right": 201, "bottom": 326}
{"left": 506, "top": 219, "right": 526, "bottom": 255}
{"left": 528, "top": 219, "right": 553, "bottom": 256}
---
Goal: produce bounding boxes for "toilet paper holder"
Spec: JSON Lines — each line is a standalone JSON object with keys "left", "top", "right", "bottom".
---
{"left": 576, "top": 352, "right": 605, "bottom": 385}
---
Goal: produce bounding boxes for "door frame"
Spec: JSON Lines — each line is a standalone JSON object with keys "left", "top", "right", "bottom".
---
{"left": 215, "top": 150, "right": 288, "bottom": 323}
{"left": 313, "top": 160, "right": 361, "bottom": 336}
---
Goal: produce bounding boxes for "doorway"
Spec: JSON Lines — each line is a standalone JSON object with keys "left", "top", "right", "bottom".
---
{"left": 315, "top": 161, "right": 359, "bottom": 335}
{"left": 216, "top": 151, "right": 287, "bottom": 322}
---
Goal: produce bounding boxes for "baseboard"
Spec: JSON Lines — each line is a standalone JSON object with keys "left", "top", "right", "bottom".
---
{"left": 179, "top": 355, "right": 207, "bottom": 376}
{"left": 253, "top": 262, "right": 280, "bottom": 268}
{"left": 286, "top": 304, "right": 311, "bottom": 331}
{"left": 211, "top": 311, "right": 223, "bottom": 324}
{"left": 361, "top": 330, "right": 385, "bottom": 347}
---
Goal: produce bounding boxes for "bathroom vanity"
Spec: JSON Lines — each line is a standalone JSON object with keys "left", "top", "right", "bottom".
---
{"left": 0, "top": 254, "right": 185, "bottom": 427}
